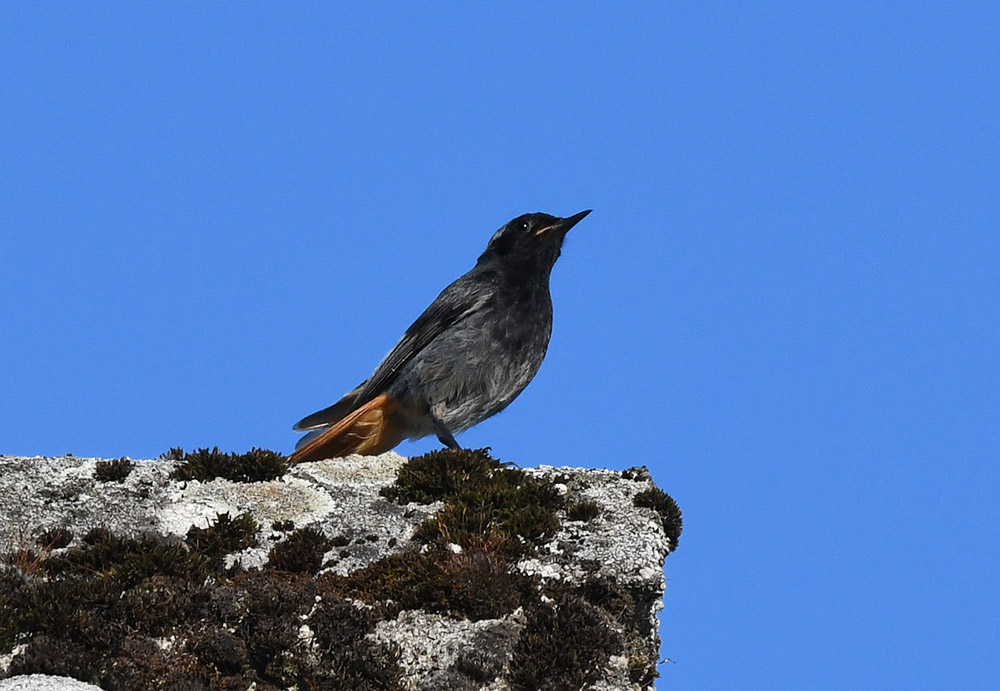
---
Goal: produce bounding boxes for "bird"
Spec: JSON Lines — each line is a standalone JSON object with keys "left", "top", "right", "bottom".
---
{"left": 289, "top": 209, "right": 591, "bottom": 462}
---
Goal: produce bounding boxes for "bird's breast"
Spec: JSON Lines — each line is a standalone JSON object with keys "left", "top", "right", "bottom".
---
{"left": 401, "top": 288, "right": 554, "bottom": 432}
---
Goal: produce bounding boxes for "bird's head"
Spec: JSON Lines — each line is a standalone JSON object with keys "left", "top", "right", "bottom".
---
{"left": 480, "top": 209, "right": 591, "bottom": 272}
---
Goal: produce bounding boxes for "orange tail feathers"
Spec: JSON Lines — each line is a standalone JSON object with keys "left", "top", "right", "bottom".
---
{"left": 289, "top": 393, "right": 406, "bottom": 463}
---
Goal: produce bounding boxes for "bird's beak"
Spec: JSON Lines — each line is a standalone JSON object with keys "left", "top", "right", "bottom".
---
{"left": 536, "top": 209, "right": 592, "bottom": 236}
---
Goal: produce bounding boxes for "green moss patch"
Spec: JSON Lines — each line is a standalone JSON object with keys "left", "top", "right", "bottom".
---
{"left": 382, "top": 448, "right": 563, "bottom": 552}
{"left": 166, "top": 447, "right": 289, "bottom": 483}
{"left": 566, "top": 499, "right": 601, "bottom": 522}
{"left": 0, "top": 512, "right": 403, "bottom": 689}
{"left": 94, "top": 457, "right": 135, "bottom": 483}
{"left": 509, "top": 592, "right": 622, "bottom": 691}
{"left": 186, "top": 512, "right": 259, "bottom": 570}
{"left": 266, "top": 526, "right": 334, "bottom": 575}
{"left": 634, "top": 487, "right": 683, "bottom": 549}
{"left": 570, "top": 575, "right": 660, "bottom": 685}
{"left": 323, "top": 536, "right": 535, "bottom": 622}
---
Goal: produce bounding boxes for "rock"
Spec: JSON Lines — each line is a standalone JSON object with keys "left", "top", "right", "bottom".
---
{"left": 0, "top": 675, "right": 104, "bottom": 691}
{"left": 0, "top": 449, "right": 680, "bottom": 690}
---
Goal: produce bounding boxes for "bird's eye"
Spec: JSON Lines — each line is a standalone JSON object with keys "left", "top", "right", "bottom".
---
{"left": 521, "top": 221, "right": 530, "bottom": 232}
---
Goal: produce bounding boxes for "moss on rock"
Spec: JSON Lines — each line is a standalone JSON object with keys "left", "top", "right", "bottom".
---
{"left": 167, "top": 447, "right": 289, "bottom": 483}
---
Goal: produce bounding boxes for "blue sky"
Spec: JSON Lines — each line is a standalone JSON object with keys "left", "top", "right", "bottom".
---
{"left": 2, "top": 4, "right": 997, "bottom": 689}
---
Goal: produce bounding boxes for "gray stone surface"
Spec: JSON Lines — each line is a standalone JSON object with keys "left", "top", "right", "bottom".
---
{"left": 371, "top": 609, "right": 524, "bottom": 691}
{"left": 0, "top": 452, "right": 676, "bottom": 690}
{"left": 0, "top": 453, "right": 440, "bottom": 575}
{"left": 0, "top": 675, "right": 103, "bottom": 691}
{"left": 521, "top": 466, "right": 673, "bottom": 586}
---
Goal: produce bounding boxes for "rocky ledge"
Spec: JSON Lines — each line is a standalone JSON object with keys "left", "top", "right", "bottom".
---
{"left": 0, "top": 449, "right": 680, "bottom": 691}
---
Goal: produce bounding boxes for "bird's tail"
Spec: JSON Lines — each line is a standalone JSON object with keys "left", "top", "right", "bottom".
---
{"left": 288, "top": 393, "right": 406, "bottom": 462}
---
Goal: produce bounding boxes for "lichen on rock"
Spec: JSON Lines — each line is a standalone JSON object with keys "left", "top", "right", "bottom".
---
{"left": 0, "top": 449, "right": 679, "bottom": 690}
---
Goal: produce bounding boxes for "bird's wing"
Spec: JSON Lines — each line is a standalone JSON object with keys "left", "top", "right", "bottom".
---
{"left": 357, "top": 274, "right": 494, "bottom": 401}
{"left": 293, "top": 271, "right": 494, "bottom": 431}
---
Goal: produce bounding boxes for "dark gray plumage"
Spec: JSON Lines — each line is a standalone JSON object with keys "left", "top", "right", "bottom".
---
{"left": 290, "top": 209, "right": 590, "bottom": 461}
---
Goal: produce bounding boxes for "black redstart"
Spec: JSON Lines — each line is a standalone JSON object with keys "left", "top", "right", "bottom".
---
{"left": 290, "top": 209, "right": 591, "bottom": 461}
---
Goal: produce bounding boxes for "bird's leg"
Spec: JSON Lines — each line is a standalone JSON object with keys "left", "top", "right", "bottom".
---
{"left": 431, "top": 415, "right": 462, "bottom": 450}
